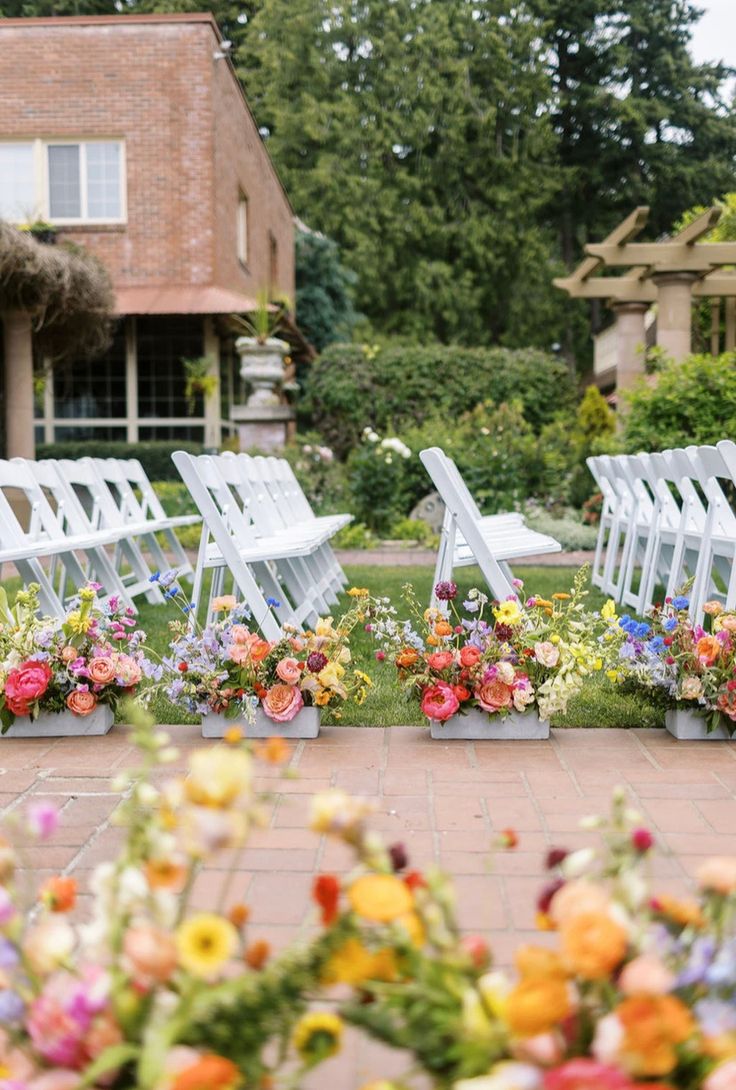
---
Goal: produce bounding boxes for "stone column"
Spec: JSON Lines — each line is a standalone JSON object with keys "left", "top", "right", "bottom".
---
{"left": 612, "top": 301, "right": 648, "bottom": 392}
{"left": 2, "top": 309, "right": 35, "bottom": 459}
{"left": 652, "top": 271, "right": 698, "bottom": 362}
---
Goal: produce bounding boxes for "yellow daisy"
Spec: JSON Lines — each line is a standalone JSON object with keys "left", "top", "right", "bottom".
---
{"left": 293, "top": 1011, "right": 343, "bottom": 1064}
{"left": 176, "top": 913, "right": 238, "bottom": 978}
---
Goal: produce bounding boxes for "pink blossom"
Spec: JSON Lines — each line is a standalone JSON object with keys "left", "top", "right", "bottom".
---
{"left": 421, "top": 682, "right": 459, "bottom": 722}
{"left": 26, "top": 801, "right": 60, "bottom": 841}
{"left": 275, "top": 657, "right": 302, "bottom": 684}
{"left": 544, "top": 1059, "right": 632, "bottom": 1090}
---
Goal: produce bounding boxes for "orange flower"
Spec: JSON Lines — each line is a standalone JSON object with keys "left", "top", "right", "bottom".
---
{"left": 313, "top": 874, "right": 341, "bottom": 926}
{"left": 505, "top": 976, "right": 572, "bottom": 1037}
{"left": 515, "top": 944, "right": 567, "bottom": 980}
{"left": 223, "top": 726, "right": 243, "bottom": 745}
{"left": 249, "top": 639, "right": 273, "bottom": 663}
{"left": 348, "top": 874, "right": 414, "bottom": 922}
{"left": 171, "top": 1054, "right": 241, "bottom": 1090}
{"left": 652, "top": 893, "right": 704, "bottom": 929}
{"left": 254, "top": 736, "right": 291, "bottom": 764}
{"left": 66, "top": 689, "right": 98, "bottom": 717}
{"left": 322, "top": 938, "right": 397, "bottom": 986}
{"left": 434, "top": 621, "right": 453, "bottom": 637}
{"left": 39, "top": 875, "right": 77, "bottom": 912}
{"left": 696, "top": 635, "right": 721, "bottom": 666}
{"left": 395, "top": 648, "right": 419, "bottom": 669}
{"left": 227, "top": 903, "right": 250, "bottom": 928}
{"left": 616, "top": 995, "right": 695, "bottom": 1076}
{"left": 145, "top": 858, "right": 186, "bottom": 890}
{"left": 552, "top": 593, "right": 571, "bottom": 600}
{"left": 245, "top": 939, "right": 271, "bottom": 970}
{"left": 560, "top": 911, "right": 628, "bottom": 979}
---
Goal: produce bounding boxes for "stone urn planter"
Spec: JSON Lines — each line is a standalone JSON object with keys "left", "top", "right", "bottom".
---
{"left": 236, "top": 336, "right": 289, "bottom": 408}
{"left": 429, "top": 709, "right": 549, "bottom": 740}
{"left": 3, "top": 705, "right": 114, "bottom": 738}
{"left": 665, "top": 708, "right": 733, "bottom": 741}
{"left": 202, "top": 706, "right": 320, "bottom": 740}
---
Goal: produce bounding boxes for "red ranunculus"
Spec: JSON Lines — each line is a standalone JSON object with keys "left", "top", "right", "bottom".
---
{"left": 312, "top": 874, "right": 340, "bottom": 925}
{"left": 4, "top": 660, "right": 53, "bottom": 716}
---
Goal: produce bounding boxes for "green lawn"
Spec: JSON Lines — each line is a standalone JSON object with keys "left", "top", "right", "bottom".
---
{"left": 133, "top": 564, "right": 665, "bottom": 730}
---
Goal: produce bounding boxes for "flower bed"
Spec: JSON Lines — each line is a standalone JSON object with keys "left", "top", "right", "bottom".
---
{"left": 0, "top": 584, "right": 151, "bottom": 735}
{"left": 614, "top": 595, "right": 736, "bottom": 738}
{"left": 371, "top": 569, "right": 612, "bottom": 737}
{"left": 150, "top": 575, "right": 386, "bottom": 735}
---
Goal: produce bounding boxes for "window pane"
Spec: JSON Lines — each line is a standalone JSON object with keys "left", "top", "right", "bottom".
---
{"left": 137, "top": 315, "right": 204, "bottom": 419}
{"left": 48, "top": 144, "right": 81, "bottom": 218}
{"left": 86, "top": 142, "right": 121, "bottom": 218}
{"left": 0, "top": 143, "right": 35, "bottom": 221}
{"left": 53, "top": 322, "right": 127, "bottom": 419}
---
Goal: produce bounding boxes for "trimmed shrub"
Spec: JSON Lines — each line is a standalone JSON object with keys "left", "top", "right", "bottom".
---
{"left": 622, "top": 352, "right": 736, "bottom": 452}
{"left": 301, "top": 343, "right": 576, "bottom": 457}
{"left": 280, "top": 433, "right": 350, "bottom": 515}
{"left": 36, "top": 441, "right": 202, "bottom": 482}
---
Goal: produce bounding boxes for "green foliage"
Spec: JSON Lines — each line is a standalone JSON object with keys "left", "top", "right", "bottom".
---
{"left": 388, "top": 518, "right": 439, "bottom": 548}
{"left": 621, "top": 352, "right": 736, "bottom": 452}
{"left": 36, "top": 441, "right": 202, "bottom": 482}
{"left": 303, "top": 342, "right": 575, "bottom": 458}
{"left": 522, "top": 502, "right": 598, "bottom": 550}
{"left": 346, "top": 432, "right": 413, "bottom": 535}
{"left": 279, "top": 433, "right": 349, "bottom": 515}
{"left": 332, "top": 522, "right": 377, "bottom": 550}
{"left": 295, "top": 227, "right": 359, "bottom": 352}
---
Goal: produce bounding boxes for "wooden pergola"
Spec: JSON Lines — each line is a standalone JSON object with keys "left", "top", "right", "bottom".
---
{"left": 554, "top": 206, "right": 736, "bottom": 390}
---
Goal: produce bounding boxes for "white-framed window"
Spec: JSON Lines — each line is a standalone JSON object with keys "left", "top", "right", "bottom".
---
{"left": 236, "top": 190, "right": 249, "bottom": 265}
{"left": 0, "top": 138, "right": 126, "bottom": 224}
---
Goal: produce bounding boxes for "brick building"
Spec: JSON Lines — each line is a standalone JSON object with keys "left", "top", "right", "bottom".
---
{"left": 0, "top": 13, "right": 295, "bottom": 448}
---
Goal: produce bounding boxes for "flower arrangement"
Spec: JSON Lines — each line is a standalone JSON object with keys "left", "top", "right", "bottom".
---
{"left": 372, "top": 569, "right": 609, "bottom": 724}
{"left": 0, "top": 584, "right": 151, "bottom": 733}
{"left": 309, "top": 787, "right": 736, "bottom": 1090}
{"left": 613, "top": 594, "right": 736, "bottom": 736}
{"left": 152, "top": 573, "right": 382, "bottom": 722}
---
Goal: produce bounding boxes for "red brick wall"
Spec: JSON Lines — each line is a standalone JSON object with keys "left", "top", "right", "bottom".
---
{"left": 211, "top": 56, "right": 294, "bottom": 301}
{"left": 0, "top": 17, "right": 293, "bottom": 299}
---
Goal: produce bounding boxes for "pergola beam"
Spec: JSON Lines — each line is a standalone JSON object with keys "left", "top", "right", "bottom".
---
{"left": 552, "top": 273, "right": 736, "bottom": 301}
{"left": 563, "top": 206, "right": 650, "bottom": 286}
{"left": 584, "top": 242, "right": 736, "bottom": 270}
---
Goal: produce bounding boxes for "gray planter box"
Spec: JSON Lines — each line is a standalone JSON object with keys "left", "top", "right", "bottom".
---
{"left": 665, "top": 708, "right": 733, "bottom": 741}
{"left": 3, "top": 704, "right": 114, "bottom": 738}
{"left": 202, "top": 706, "right": 320, "bottom": 739}
{"left": 429, "top": 709, "right": 549, "bottom": 740}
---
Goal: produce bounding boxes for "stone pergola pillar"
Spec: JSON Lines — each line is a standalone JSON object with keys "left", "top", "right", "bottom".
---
{"left": 652, "top": 271, "right": 698, "bottom": 362}
{"left": 2, "top": 309, "right": 35, "bottom": 460}
{"left": 612, "top": 301, "right": 648, "bottom": 391}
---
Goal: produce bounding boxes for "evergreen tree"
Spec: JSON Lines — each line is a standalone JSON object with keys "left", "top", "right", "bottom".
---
{"left": 295, "top": 226, "right": 359, "bottom": 353}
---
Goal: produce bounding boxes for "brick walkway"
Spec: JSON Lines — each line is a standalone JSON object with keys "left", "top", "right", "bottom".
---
{"left": 334, "top": 548, "right": 596, "bottom": 567}
{"left": 3, "top": 725, "right": 736, "bottom": 1087}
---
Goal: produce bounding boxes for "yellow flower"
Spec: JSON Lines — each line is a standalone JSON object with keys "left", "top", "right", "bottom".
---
{"left": 211, "top": 595, "right": 237, "bottom": 613}
{"left": 354, "top": 670, "right": 372, "bottom": 687}
{"left": 315, "top": 617, "right": 338, "bottom": 639}
{"left": 176, "top": 913, "right": 238, "bottom": 977}
{"left": 314, "top": 689, "right": 331, "bottom": 706}
{"left": 293, "top": 1011, "right": 343, "bottom": 1063}
{"left": 184, "top": 747, "right": 252, "bottom": 809}
{"left": 318, "top": 662, "right": 345, "bottom": 690}
{"left": 347, "top": 587, "right": 369, "bottom": 598}
{"left": 552, "top": 592, "right": 571, "bottom": 600}
{"left": 65, "top": 610, "right": 92, "bottom": 635}
{"left": 323, "top": 938, "right": 397, "bottom": 985}
{"left": 224, "top": 726, "right": 243, "bottom": 745}
{"left": 493, "top": 600, "right": 522, "bottom": 626}
{"left": 601, "top": 598, "right": 617, "bottom": 621}
{"left": 606, "top": 669, "right": 620, "bottom": 682}
{"left": 348, "top": 874, "right": 414, "bottom": 922}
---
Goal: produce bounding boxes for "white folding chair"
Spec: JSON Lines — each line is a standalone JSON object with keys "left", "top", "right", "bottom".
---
{"left": 420, "top": 447, "right": 561, "bottom": 605}
{"left": 110, "top": 459, "right": 199, "bottom": 579}
{"left": 587, "top": 455, "right": 613, "bottom": 591}
{"left": 173, "top": 451, "right": 340, "bottom": 637}
{"left": 684, "top": 444, "right": 736, "bottom": 621}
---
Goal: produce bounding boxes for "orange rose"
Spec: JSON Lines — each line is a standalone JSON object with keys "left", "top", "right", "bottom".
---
{"left": 652, "top": 893, "right": 704, "bottom": 929}
{"left": 396, "top": 648, "right": 419, "bottom": 669}
{"left": 249, "top": 639, "right": 273, "bottom": 663}
{"left": 39, "top": 875, "right": 77, "bottom": 912}
{"left": 696, "top": 635, "right": 721, "bottom": 665}
{"left": 123, "top": 923, "right": 178, "bottom": 986}
{"left": 434, "top": 621, "right": 453, "bottom": 637}
{"left": 515, "top": 944, "right": 568, "bottom": 980}
{"left": 475, "top": 679, "right": 512, "bottom": 712}
{"left": 66, "top": 689, "right": 98, "bottom": 717}
{"left": 505, "top": 976, "right": 572, "bottom": 1037}
{"left": 560, "top": 911, "right": 628, "bottom": 979}
{"left": 696, "top": 856, "right": 736, "bottom": 896}
{"left": 616, "top": 995, "right": 695, "bottom": 1076}
{"left": 171, "top": 1054, "right": 240, "bottom": 1090}
{"left": 459, "top": 645, "right": 482, "bottom": 668}
{"left": 87, "top": 657, "right": 117, "bottom": 685}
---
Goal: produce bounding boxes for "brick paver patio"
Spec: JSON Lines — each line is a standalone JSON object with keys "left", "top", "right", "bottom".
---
{"left": 3, "top": 724, "right": 736, "bottom": 1087}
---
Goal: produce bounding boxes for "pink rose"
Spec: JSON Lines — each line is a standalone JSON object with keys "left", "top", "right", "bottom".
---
{"left": 420, "top": 682, "right": 459, "bottom": 722}
{"left": 276, "top": 657, "right": 302, "bottom": 684}
{"left": 475, "top": 679, "right": 513, "bottom": 712}
{"left": 544, "top": 1059, "right": 632, "bottom": 1090}
{"left": 113, "top": 655, "right": 142, "bottom": 687}
{"left": 4, "top": 660, "right": 53, "bottom": 715}
{"left": 66, "top": 690, "right": 97, "bottom": 717}
{"left": 459, "top": 645, "right": 482, "bottom": 668}
{"left": 618, "top": 954, "right": 675, "bottom": 996}
{"left": 229, "top": 624, "right": 251, "bottom": 645}
{"left": 426, "top": 651, "right": 454, "bottom": 672}
{"left": 87, "top": 657, "right": 116, "bottom": 686}
{"left": 229, "top": 644, "right": 251, "bottom": 666}
{"left": 534, "top": 641, "right": 560, "bottom": 668}
{"left": 262, "top": 683, "right": 304, "bottom": 722}
{"left": 704, "top": 1060, "right": 736, "bottom": 1090}
{"left": 123, "top": 924, "right": 178, "bottom": 987}
{"left": 696, "top": 856, "right": 736, "bottom": 896}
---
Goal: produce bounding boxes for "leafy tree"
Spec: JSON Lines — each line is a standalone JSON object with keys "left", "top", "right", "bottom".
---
{"left": 295, "top": 226, "right": 359, "bottom": 352}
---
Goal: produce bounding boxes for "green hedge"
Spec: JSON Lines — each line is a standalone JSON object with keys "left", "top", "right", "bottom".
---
{"left": 35, "top": 441, "right": 203, "bottom": 482}
{"left": 300, "top": 343, "right": 576, "bottom": 457}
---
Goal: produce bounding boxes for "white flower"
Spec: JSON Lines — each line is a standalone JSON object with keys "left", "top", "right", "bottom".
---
{"left": 453, "top": 1062, "right": 541, "bottom": 1090}
{"left": 561, "top": 847, "right": 596, "bottom": 878}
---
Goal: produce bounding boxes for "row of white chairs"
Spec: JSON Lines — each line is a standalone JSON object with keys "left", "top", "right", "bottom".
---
{"left": 419, "top": 447, "right": 562, "bottom": 605}
{"left": 172, "top": 451, "right": 351, "bottom": 638}
{"left": 0, "top": 456, "right": 199, "bottom": 617}
{"left": 587, "top": 441, "right": 736, "bottom": 623}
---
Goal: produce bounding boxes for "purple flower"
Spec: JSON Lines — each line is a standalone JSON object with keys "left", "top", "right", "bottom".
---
{"left": 0, "top": 941, "right": 18, "bottom": 970}
{"left": 307, "top": 651, "right": 328, "bottom": 673}
{"left": 434, "top": 581, "right": 457, "bottom": 602}
{"left": 26, "top": 800, "right": 59, "bottom": 840}
{"left": 0, "top": 989, "right": 24, "bottom": 1023}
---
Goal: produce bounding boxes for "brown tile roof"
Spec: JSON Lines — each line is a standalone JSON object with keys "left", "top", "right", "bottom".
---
{"left": 115, "top": 285, "right": 257, "bottom": 316}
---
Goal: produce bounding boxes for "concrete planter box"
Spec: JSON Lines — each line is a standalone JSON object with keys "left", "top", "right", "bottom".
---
{"left": 429, "top": 709, "right": 549, "bottom": 740}
{"left": 665, "top": 708, "right": 733, "bottom": 741}
{"left": 202, "top": 706, "right": 320, "bottom": 739}
{"left": 3, "top": 705, "right": 114, "bottom": 738}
